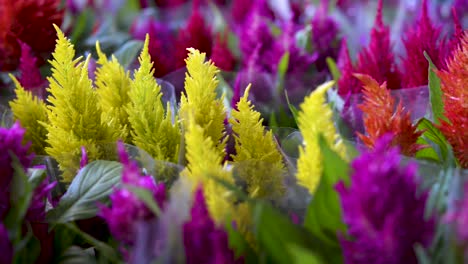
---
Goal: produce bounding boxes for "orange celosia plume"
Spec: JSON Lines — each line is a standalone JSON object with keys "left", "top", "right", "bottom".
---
{"left": 356, "top": 74, "right": 423, "bottom": 156}
{"left": 436, "top": 31, "right": 468, "bottom": 168}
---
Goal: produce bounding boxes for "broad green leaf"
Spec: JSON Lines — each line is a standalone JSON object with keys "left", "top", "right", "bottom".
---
{"left": 424, "top": 52, "right": 445, "bottom": 124}
{"left": 5, "top": 154, "right": 33, "bottom": 238}
{"left": 417, "top": 118, "right": 456, "bottom": 167}
{"left": 126, "top": 185, "right": 162, "bottom": 216}
{"left": 288, "top": 244, "right": 325, "bottom": 264}
{"left": 225, "top": 216, "right": 258, "bottom": 264}
{"left": 303, "top": 135, "right": 348, "bottom": 260}
{"left": 254, "top": 202, "right": 315, "bottom": 263}
{"left": 113, "top": 40, "right": 144, "bottom": 69}
{"left": 70, "top": 8, "right": 96, "bottom": 44}
{"left": 326, "top": 57, "right": 341, "bottom": 83}
{"left": 47, "top": 161, "right": 123, "bottom": 223}
{"left": 57, "top": 246, "right": 97, "bottom": 264}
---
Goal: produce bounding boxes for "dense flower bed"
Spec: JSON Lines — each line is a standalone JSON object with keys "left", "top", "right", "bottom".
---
{"left": 0, "top": 0, "right": 467, "bottom": 263}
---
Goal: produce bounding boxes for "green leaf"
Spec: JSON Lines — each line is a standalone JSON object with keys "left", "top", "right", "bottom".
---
{"left": 70, "top": 8, "right": 96, "bottom": 44}
{"left": 13, "top": 223, "right": 41, "bottom": 264}
{"left": 417, "top": 118, "right": 456, "bottom": 167}
{"left": 113, "top": 40, "right": 144, "bottom": 69}
{"left": 326, "top": 57, "right": 341, "bottom": 84}
{"left": 225, "top": 216, "right": 258, "bottom": 264}
{"left": 62, "top": 223, "right": 120, "bottom": 263}
{"left": 288, "top": 244, "right": 325, "bottom": 264}
{"left": 27, "top": 168, "right": 47, "bottom": 190}
{"left": 5, "top": 154, "right": 33, "bottom": 239}
{"left": 126, "top": 185, "right": 162, "bottom": 216}
{"left": 284, "top": 90, "right": 300, "bottom": 126}
{"left": 57, "top": 246, "right": 97, "bottom": 264}
{"left": 276, "top": 52, "right": 290, "bottom": 96}
{"left": 47, "top": 161, "right": 123, "bottom": 223}
{"left": 253, "top": 202, "right": 316, "bottom": 264}
{"left": 424, "top": 52, "right": 445, "bottom": 124}
{"left": 303, "top": 135, "right": 348, "bottom": 260}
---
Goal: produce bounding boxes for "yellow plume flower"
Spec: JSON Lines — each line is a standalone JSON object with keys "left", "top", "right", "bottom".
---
{"left": 126, "top": 35, "right": 180, "bottom": 163}
{"left": 230, "top": 85, "right": 285, "bottom": 199}
{"left": 9, "top": 75, "right": 48, "bottom": 154}
{"left": 296, "top": 81, "right": 347, "bottom": 194}
{"left": 44, "top": 25, "right": 116, "bottom": 181}
{"left": 183, "top": 117, "right": 234, "bottom": 223}
{"left": 95, "top": 41, "right": 132, "bottom": 142}
{"left": 179, "top": 48, "right": 226, "bottom": 158}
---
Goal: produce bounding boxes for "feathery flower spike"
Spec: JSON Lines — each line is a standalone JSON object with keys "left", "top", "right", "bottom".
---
{"left": 336, "top": 134, "right": 434, "bottom": 264}
{"left": 126, "top": 35, "right": 180, "bottom": 164}
{"left": 296, "top": 81, "right": 347, "bottom": 194}
{"left": 355, "top": 74, "right": 423, "bottom": 156}
{"left": 435, "top": 32, "right": 468, "bottom": 168}
{"left": 230, "top": 85, "right": 285, "bottom": 199}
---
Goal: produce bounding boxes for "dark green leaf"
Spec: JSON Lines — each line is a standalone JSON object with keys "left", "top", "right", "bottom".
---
{"left": 126, "top": 185, "right": 161, "bottom": 216}
{"left": 318, "top": 134, "right": 350, "bottom": 185}
{"left": 424, "top": 52, "right": 445, "bottom": 124}
{"left": 47, "top": 161, "right": 123, "bottom": 223}
{"left": 417, "top": 118, "right": 456, "bottom": 167}
{"left": 284, "top": 90, "right": 300, "bottom": 126}
{"left": 57, "top": 246, "right": 97, "bottom": 264}
{"left": 414, "top": 244, "right": 431, "bottom": 264}
{"left": 288, "top": 244, "right": 325, "bottom": 264}
{"left": 62, "top": 223, "right": 120, "bottom": 263}
{"left": 225, "top": 216, "right": 258, "bottom": 264}
{"left": 27, "top": 168, "right": 47, "bottom": 190}
{"left": 70, "top": 9, "right": 96, "bottom": 44}
{"left": 276, "top": 52, "right": 290, "bottom": 96}
{"left": 254, "top": 202, "right": 315, "bottom": 264}
{"left": 113, "top": 40, "right": 144, "bottom": 69}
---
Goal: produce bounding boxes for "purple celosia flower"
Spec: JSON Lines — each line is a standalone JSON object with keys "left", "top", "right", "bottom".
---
{"left": 17, "top": 42, "right": 47, "bottom": 98}
{"left": 401, "top": 0, "right": 446, "bottom": 88}
{"left": 354, "top": 0, "right": 401, "bottom": 90}
{"left": 100, "top": 142, "right": 166, "bottom": 247}
{"left": 335, "top": 134, "right": 434, "bottom": 264}
{"left": 183, "top": 186, "right": 241, "bottom": 264}
{"left": 0, "top": 223, "right": 12, "bottom": 264}
{"left": 230, "top": 0, "right": 274, "bottom": 29}
{"left": 26, "top": 176, "right": 56, "bottom": 222}
{"left": 0, "top": 122, "right": 34, "bottom": 218}
{"left": 80, "top": 146, "right": 88, "bottom": 169}
{"left": 311, "top": 0, "right": 340, "bottom": 71}
{"left": 337, "top": 38, "right": 360, "bottom": 96}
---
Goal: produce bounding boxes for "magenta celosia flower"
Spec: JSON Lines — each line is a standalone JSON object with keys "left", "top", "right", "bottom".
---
{"left": 401, "top": 0, "right": 446, "bottom": 88}
{"left": 26, "top": 175, "right": 56, "bottom": 222}
{"left": 174, "top": 8, "right": 213, "bottom": 69}
{"left": 311, "top": 0, "right": 340, "bottom": 71}
{"left": 239, "top": 9, "right": 274, "bottom": 71}
{"left": 0, "top": 223, "right": 12, "bottom": 264}
{"left": 183, "top": 186, "right": 241, "bottom": 264}
{"left": 80, "top": 146, "right": 88, "bottom": 169}
{"left": 354, "top": 0, "right": 401, "bottom": 90}
{"left": 335, "top": 134, "right": 434, "bottom": 264}
{"left": 100, "top": 142, "right": 166, "bottom": 246}
{"left": 0, "top": 122, "right": 34, "bottom": 218}
{"left": 211, "top": 32, "right": 236, "bottom": 72}
{"left": 230, "top": 0, "right": 274, "bottom": 28}
{"left": 337, "top": 38, "right": 360, "bottom": 96}
{"left": 17, "top": 42, "right": 47, "bottom": 98}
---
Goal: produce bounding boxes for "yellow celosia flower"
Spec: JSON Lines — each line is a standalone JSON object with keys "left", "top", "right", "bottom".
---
{"left": 230, "top": 85, "right": 285, "bottom": 199}
{"left": 179, "top": 48, "right": 226, "bottom": 158}
{"left": 9, "top": 75, "right": 49, "bottom": 154}
{"left": 183, "top": 116, "right": 234, "bottom": 223}
{"left": 44, "top": 25, "right": 117, "bottom": 181}
{"left": 95, "top": 41, "right": 132, "bottom": 142}
{"left": 296, "top": 81, "right": 347, "bottom": 194}
{"left": 126, "top": 35, "right": 180, "bottom": 163}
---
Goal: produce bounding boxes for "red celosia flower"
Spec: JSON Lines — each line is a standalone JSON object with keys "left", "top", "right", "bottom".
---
{"left": 436, "top": 32, "right": 468, "bottom": 168}
{"left": 354, "top": 0, "right": 401, "bottom": 90}
{"left": 210, "top": 31, "right": 236, "bottom": 72}
{"left": 401, "top": 0, "right": 445, "bottom": 88}
{"left": 355, "top": 74, "right": 424, "bottom": 156}
{"left": 174, "top": 8, "right": 213, "bottom": 69}
{"left": 0, "top": 0, "right": 63, "bottom": 71}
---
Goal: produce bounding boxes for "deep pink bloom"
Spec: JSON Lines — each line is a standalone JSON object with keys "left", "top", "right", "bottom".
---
{"left": 336, "top": 134, "right": 434, "bottom": 264}
{"left": 401, "top": 0, "right": 446, "bottom": 88}
{"left": 183, "top": 186, "right": 241, "bottom": 264}
{"left": 337, "top": 38, "right": 360, "bottom": 96}
{"left": 175, "top": 8, "right": 213, "bottom": 69}
{"left": 100, "top": 142, "right": 166, "bottom": 246}
{"left": 230, "top": 0, "right": 273, "bottom": 27}
{"left": 26, "top": 177, "right": 56, "bottom": 222}
{"left": 354, "top": 0, "right": 401, "bottom": 90}
{"left": 211, "top": 32, "right": 236, "bottom": 72}
{"left": 17, "top": 42, "right": 47, "bottom": 97}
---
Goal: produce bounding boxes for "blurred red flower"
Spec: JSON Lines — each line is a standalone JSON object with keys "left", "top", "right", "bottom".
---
{"left": 0, "top": 0, "right": 63, "bottom": 71}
